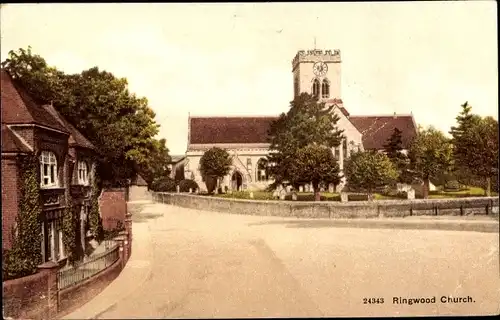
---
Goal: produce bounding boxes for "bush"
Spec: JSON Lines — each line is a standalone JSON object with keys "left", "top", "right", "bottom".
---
{"left": 444, "top": 180, "right": 461, "bottom": 191}
{"left": 2, "top": 249, "right": 37, "bottom": 281}
{"left": 179, "top": 179, "right": 199, "bottom": 192}
{"left": 151, "top": 177, "right": 176, "bottom": 192}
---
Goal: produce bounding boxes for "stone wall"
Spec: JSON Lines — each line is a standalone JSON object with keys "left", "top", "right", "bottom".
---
{"left": 153, "top": 192, "right": 499, "bottom": 219}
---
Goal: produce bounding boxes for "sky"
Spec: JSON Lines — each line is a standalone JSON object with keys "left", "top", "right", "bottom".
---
{"left": 1, "top": 2, "right": 497, "bottom": 155}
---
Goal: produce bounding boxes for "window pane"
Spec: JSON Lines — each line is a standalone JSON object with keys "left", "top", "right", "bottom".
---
{"left": 44, "top": 164, "right": 49, "bottom": 175}
{"left": 50, "top": 165, "right": 55, "bottom": 184}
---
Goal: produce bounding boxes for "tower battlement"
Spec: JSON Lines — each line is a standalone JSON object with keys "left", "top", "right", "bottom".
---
{"left": 292, "top": 49, "right": 341, "bottom": 70}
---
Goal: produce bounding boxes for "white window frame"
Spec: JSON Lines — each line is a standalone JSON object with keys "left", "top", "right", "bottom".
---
{"left": 40, "top": 151, "right": 58, "bottom": 188}
{"left": 78, "top": 160, "right": 89, "bottom": 185}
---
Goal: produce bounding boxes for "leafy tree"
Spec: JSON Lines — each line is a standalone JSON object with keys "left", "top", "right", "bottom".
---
{"left": 407, "top": 126, "right": 453, "bottom": 199}
{"left": 199, "top": 147, "right": 232, "bottom": 194}
{"left": 267, "top": 93, "right": 344, "bottom": 190}
{"left": 383, "top": 127, "right": 413, "bottom": 184}
{"left": 1, "top": 47, "right": 167, "bottom": 185}
{"left": 450, "top": 102, "right": 498, "bottom": 196}
{"left": 344, "top": 150, "right": 398, "bottom": 200}
{"left": 288, "top": 144, "right": 342, "bottom": 201}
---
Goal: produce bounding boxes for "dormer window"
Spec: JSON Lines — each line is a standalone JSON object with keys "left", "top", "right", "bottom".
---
{"left": 78, "top": 160, "right": 89, "bottom": 185}
{"left": 40, "top": 151, "right": 58, "bottom": 188}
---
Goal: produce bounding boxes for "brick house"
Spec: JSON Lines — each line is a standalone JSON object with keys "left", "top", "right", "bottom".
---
{"left": 1, "top": 70, "right": 96, "bottom": 263}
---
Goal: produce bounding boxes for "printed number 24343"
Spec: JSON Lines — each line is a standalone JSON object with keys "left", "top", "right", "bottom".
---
{"left": 363, "top": 298, "right": 384, "bottom": 304}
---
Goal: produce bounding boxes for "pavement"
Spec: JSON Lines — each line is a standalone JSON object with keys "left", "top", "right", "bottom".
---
{"left": 62, "top": 201, "right": 500, "bottom": 318}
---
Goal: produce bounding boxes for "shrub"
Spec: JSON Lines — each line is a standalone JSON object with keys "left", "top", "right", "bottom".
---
{"left": 444, "top": 180, "right": 461, "bottom": 191}
{"left": 179, "top": 179, "right": 199, "bottom": 192}
{"left": 151, "top": 177, "right": 176, "bottom": 192}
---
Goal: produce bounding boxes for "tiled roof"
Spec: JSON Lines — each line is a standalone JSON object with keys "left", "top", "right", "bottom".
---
{"left": 1, "top": 70, "right": 69, "bottom": 133}
{"left": 349, "top": 115, "right": 417, "bottom": 150}
{"left": 169, "top": 155, "right": 186, "bottom": 163}
{"left": 1, "top": 125, "right": 31, "bottom": 153}
{"left": 189, "top": 116, "right": 278, "bottom": 144}
{"left": 43, "top": 104, "right": 95, "bottom": 150}
{"left": 131, "top": 174, "right": 148, "bottom": 186}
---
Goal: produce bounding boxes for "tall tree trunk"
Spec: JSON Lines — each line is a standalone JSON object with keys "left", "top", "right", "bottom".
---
{"left": 423, "top": 177, "right": 430, "bottom": 199}
{"left": 486, "top": 176, "right": 491, "bottom": 196}
{"left": 313, "top": 182, "right": 321, "bottom": 201}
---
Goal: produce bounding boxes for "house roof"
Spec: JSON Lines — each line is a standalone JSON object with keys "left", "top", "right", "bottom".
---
{"left": 349, "top": 115, "right": 417, "bottom": 150}
{"left": 43, "top": 104, "right": 95, "bottom": 150}
{"left": 1, "top": 124, "right": 31, "bottom": 153}
{"left": 189, "top": 116, "right": 278, "bottom": 144}
{"left": 1, "top": 70, "right": 69, "bottom": 134}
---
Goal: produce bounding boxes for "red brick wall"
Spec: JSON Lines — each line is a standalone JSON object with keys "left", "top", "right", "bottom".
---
{"left": 57, "top": 257, "right": 123, "bottom": 316}
{"left": 2, "top": 156, "right": 20, "bottom": 250}
{"left": 99, "top": 188, "right": 127, "bottom": 230}
{"left": 2, "top": 271, "right": 50, "bottom": 320}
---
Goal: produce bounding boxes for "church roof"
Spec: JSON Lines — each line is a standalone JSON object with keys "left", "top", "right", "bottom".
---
{"left": 189, "top": 116, "right": 277, "bottom": 144}
{"left": 188, "top": 113, "right": 417, "bottom": 151}
{"left": 349, "top": 115, "right": 417, "bottom": 150}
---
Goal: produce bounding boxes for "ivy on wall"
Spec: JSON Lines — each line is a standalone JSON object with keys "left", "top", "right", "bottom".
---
{"left": 2, "top": 153, "right": 42, "bottom": 280}
{"left": 62, "top": 194, "right": 80, "bottom": 264}
{"left": 89, "top": 170, "right": 103, "bottom": 242}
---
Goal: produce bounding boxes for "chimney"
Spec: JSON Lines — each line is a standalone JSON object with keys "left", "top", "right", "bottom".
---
{"left": 393, "top": 112, "right": 397, "bottom": 119}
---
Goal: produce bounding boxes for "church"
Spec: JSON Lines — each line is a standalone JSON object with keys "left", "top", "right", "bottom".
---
{"left": 182, "top": 49, "right": 418, "bottom": 193}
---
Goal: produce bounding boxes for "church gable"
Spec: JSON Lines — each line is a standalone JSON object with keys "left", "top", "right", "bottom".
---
{"left": 349, "top": 115, "right": 417, "bottom": 150}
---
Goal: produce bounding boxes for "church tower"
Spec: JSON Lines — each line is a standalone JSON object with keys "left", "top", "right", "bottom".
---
{"left": 291, "top": 49, "right": 341, "bottom": 101}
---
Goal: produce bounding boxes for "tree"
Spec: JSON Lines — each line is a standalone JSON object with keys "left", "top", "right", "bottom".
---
{"left": 1, "top": 47, "right": 167, "bottom": 185}
{"left": 267, "top": 93, "right": 344, "bottom": 194}
{"left": 199, "top": 147, "right": 232, "bottom": 194}
{"left": 289, "top": 144, "right": 342, "bottom": 201}
{"left": 383, "top": 127, "right": 413, "bottom": 184}
{"left": 407, "top": 126, "right": 453, "bottom": 199}
{"left": 344, "top": 150, "right": 398, "bottom": 200}
{"left": 450, "top": 102, "right": 498, "bottom": 196}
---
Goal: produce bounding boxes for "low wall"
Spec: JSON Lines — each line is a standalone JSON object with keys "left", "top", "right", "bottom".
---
{"left": 2, "top": 271, "right": 50, "bottom": 320}
{"left": 99, "top": 188, "right": 128, "bottom": 230}
{"left": 57, "top": 257, "right": 123, "bottom": 316}
{"left": 153, "top": 192, "right": 499, "bottom": 219}
{"left": 3, "top": 226, "right": 133, "bottom": 320}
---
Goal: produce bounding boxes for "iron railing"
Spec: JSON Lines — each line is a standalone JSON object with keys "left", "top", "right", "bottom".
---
{"left": 57, "top": 241, "right": 119, "bottom": 290}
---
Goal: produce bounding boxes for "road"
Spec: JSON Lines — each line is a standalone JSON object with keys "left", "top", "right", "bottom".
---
{"left": 93, "top": 202, "right": 499, "bottom": 318}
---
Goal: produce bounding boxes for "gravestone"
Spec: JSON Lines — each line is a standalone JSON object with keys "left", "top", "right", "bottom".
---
{"left": 305, "top": 184, "right": 310, "bottom": 192}
{"left": 340, "top": 192, "right": 348, "bottom": 203}
{"left": 291, "top": 192, "right": 298, "bottom": 201}
{"left": 328, "top": 184, "right": 334, "bottom": 193}
{"left": 299, "top": 186, "right": 304, "bottom": 192}
{"left": 176, "top": 185, "right": 180, "bottom": 193}
{"left": 279, "top": 189, "right": 287, "bottom": 200}
{"left": 407, "top": 189, "right": 415, "bottom": 200}
{"left": 320, "top": 187, "right": 325, "bottom": 192}
{"left": 249, "top": 191, "right": 254, "bottom": 199}
{"left": 272, "top": 190, "right": 279, "bottom": 199}
{"left": 286, "top": 185, "right": 292, "bottom": 193}
{"left": 189, "top": 188, "right": 192, "bottom": 193}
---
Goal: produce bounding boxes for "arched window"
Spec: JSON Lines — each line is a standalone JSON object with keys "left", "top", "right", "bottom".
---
{"left": 312, "top": 79, "right": 320, "bottom": 98}
{"left": 321, "top": 79, "right": 330, "bottom": 98}
{"left": 256, "top": 158, "right": 269, "bottom": 182}
{"left": 40, "top": 151, "right": 58, "bottom": 188}
{"left": 78, "top": 160, "right": 89, "bottom": 185}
